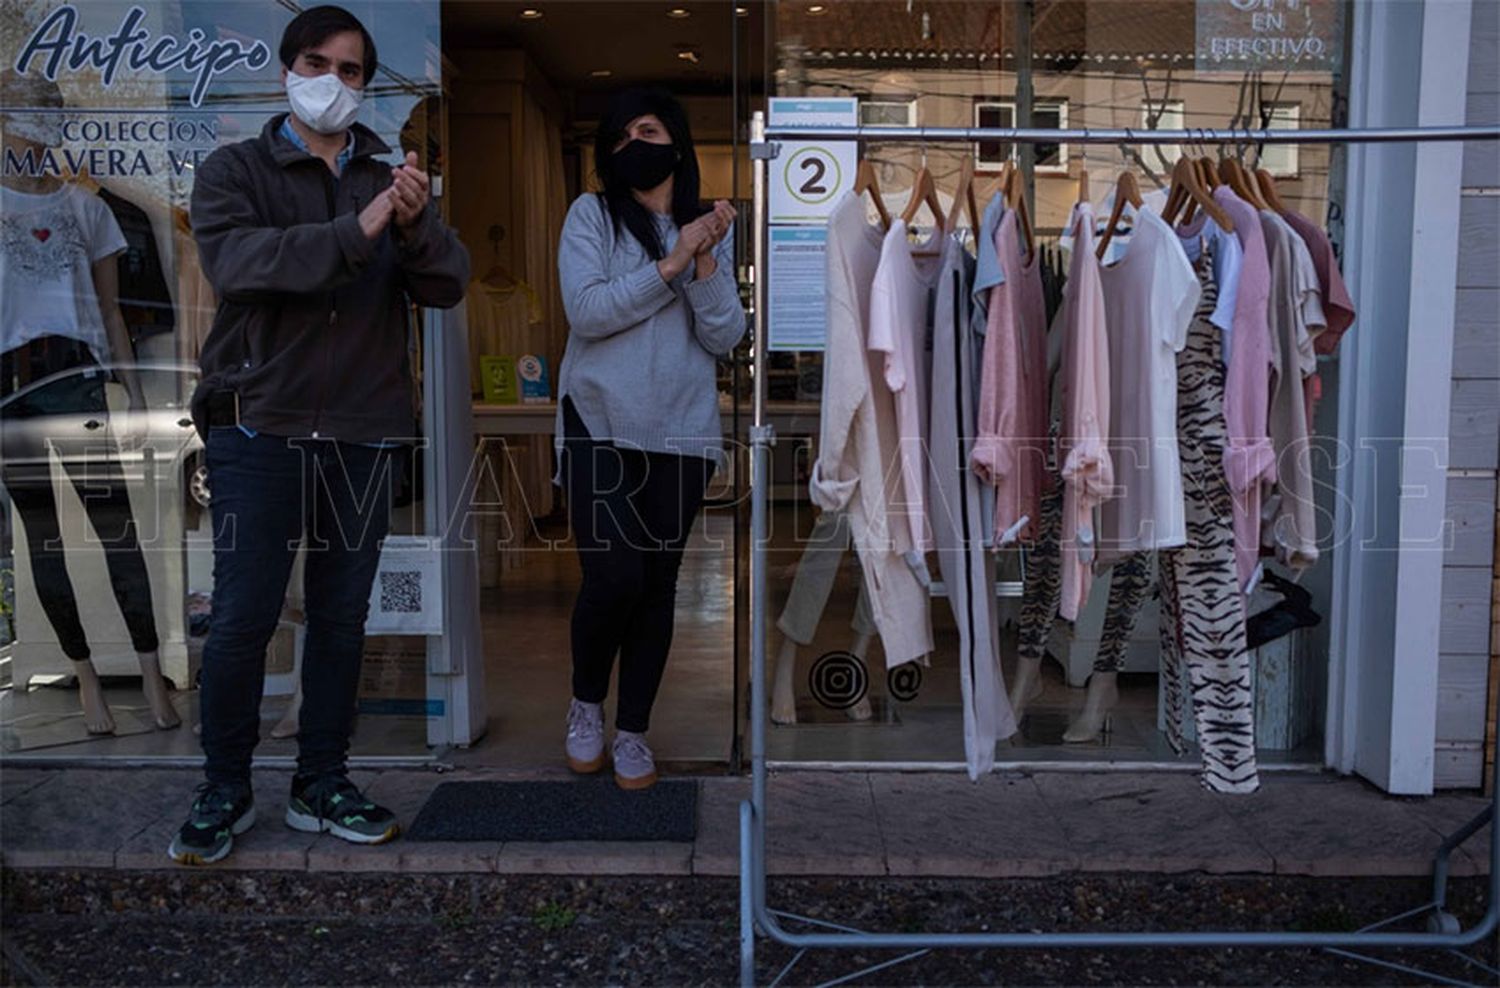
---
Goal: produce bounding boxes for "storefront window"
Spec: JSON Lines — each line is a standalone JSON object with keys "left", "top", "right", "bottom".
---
{"left": 0, "top": 0, "right": 444, "bottom": 758}
{"left": 759, "top": 0, "right": 1348, "bottom": 774}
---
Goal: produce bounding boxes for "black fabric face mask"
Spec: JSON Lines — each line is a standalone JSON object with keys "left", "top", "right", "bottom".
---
{"left": 613, "top": 139, "right": 678, "bottom": 191}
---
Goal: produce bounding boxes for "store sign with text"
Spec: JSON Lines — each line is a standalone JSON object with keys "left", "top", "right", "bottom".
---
{"left": 1, "top": 1, "right": 438, "bottom": 185}
{"left": 768, "top": 98, "right": 857, "bottom": 225}
{"left": 15, "top": 5, "right": 273, "bottom": 107}
{"left": 1196, "top": 0, "right": 1344, "bottom": 73}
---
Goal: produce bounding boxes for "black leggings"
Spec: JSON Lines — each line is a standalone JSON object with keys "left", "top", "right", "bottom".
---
{"left": 0, "top": 336, "right": 159, "bottom": 661}
{"left": 560, "top": 397, "right": 715, "bottom": 733}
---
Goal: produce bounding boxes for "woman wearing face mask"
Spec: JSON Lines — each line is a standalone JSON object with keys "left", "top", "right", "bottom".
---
{"left": 556, "top": 87, "right": 745, "bottom": 790}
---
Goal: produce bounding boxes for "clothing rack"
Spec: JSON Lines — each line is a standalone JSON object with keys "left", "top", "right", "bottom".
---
{"left": 740, "top": 112, "right": 1500, "bottom": 988}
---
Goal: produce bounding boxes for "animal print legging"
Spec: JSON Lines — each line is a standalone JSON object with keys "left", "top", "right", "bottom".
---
{"left": 1094, "top": 260, "right": 1257, "bottom": 794}
{"left": 1017, "top": 482, "right": 1063, "bottom": 664}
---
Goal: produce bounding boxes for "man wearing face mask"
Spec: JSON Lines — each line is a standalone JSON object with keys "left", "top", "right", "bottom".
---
{"left": 170, "top": 5, "right": 468, "bottom": 866}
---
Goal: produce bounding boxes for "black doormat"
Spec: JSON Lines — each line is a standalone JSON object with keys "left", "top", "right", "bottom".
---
{"left": 404, "top": 779, "right": 699, "bottom": 842}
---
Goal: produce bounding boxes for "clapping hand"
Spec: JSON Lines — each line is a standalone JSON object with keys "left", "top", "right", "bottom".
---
{"left": 695, "top": 200, "right": 737, "bottom": 256}
{"left": 390, "top": 152, "right": 432, "bottom": 230}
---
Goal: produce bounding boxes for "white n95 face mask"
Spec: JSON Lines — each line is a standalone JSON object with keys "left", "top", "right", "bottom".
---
{"left": 285, "top": 71, "right": 363, "bottom": 135}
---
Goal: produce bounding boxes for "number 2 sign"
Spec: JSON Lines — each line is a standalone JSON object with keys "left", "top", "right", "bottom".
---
{"left": 769, "top": 98, "right": 858, "bottom": 224}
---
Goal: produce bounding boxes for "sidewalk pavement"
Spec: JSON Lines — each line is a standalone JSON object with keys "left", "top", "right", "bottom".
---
{"left": 0, "top": 765, "right": 1492, "bottom": 878}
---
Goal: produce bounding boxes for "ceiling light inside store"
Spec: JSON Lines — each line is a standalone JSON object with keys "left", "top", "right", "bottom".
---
{"left": 736, "top": 5, "right": 749, "bottom": 14}
{"left": 591, "top": 69, "right": 612, "bottom": 77}
{"left": 667, "top": 7, "right": 691, "bottom": 18}
{"left": 519, "top": 8, "right": 543, "bottom": 20}
{"left": 677, "top": 50, "right": 700, "bottom": 63}
{"left": 808, "top": 4, "right": 827, "bottom": 14}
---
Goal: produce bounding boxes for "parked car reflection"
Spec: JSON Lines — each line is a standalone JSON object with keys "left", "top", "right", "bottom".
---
{"left": 0, "top": 361, "right": 207, "bottom": 512}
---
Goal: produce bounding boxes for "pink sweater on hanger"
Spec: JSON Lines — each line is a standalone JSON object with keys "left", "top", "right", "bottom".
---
{"left": 1213, "top": 185, "right": 1274, "bottom": 592}
{"left": 1056, "top": 203, "right": 1113, "bottom": 621}
{"left": 971, "top": 208, "right": 1049, "bottom": 546}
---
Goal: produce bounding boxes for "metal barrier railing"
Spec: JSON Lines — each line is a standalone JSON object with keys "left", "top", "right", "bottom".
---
{"left": 740, "top": 112, "right": 1500, "bottom": 987}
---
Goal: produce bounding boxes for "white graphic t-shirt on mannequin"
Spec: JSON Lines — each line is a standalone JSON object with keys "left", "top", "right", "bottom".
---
{"left": 1, "top": 184, "right": 127, "bottom": 364}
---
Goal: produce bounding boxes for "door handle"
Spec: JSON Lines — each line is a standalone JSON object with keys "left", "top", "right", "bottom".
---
{"left": 84, "top": 419, "right": 103, "bottom": 430}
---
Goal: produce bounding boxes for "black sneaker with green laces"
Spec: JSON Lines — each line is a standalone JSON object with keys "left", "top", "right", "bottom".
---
{"left": 167, "top": 781, "right": 256, "bottom": 865}
{"left": 285, "top": 773, "right": 400, "bottom": 844}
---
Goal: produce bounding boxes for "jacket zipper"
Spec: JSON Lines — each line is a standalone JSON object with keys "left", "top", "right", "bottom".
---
{"left": 309, "top": 167, "right": 340, "bottom": 439}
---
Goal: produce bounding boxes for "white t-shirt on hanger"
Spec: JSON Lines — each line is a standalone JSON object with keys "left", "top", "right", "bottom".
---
{"left": 1, "top": 183, "right": 127, "bottom": 365}
{"left": 1097, "top": 208, "right": 1201, "bottom": 557}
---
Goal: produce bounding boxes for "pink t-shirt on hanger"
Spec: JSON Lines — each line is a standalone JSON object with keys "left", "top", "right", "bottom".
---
{"left": 971, "top": 208, "right": 1049, "bottom": 546}
{"left": 1282, "top": 209, "right": 1356, "bottom": 428}
{"left": 868, "top": 217, "right": 950, "bottom": 584}
{"left": 1055, "top": 202, "right": 1114, "bottom": 621}
{"left": 1209, "top": 185, "right": 1274, "bottom": 593}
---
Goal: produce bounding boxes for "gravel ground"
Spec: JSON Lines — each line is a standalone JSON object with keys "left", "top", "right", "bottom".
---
{"left": 3, "top": 870, "right": 1496, "bottom": 986}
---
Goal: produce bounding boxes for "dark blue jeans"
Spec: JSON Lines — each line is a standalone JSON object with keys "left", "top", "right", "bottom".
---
{"left": 199, "top": 427, "right": 393, "bottom": 785}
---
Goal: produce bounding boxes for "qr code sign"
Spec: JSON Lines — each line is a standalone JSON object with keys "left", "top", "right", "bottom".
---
{"left": 379, "top": 570, "right": 423, "bottom": 614}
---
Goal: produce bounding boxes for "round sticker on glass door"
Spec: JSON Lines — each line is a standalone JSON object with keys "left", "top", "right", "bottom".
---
{"left": 783, "top": 146, "right": 842, "bottom": 206}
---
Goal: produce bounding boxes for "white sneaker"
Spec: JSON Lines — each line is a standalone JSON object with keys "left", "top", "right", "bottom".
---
{"left": 612, "top": 730, "right": 658, "bottom": 790}
{"left": 565, "top": 699, "right": 606, "bottom": 774}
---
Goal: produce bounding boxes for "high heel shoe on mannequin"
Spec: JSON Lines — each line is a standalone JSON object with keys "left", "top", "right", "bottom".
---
{"left": 1063, "top": 671, "right": 1119, "bottom": 743}
{"left": 1008, "top": 655, "right": 1044, "bottom": 723}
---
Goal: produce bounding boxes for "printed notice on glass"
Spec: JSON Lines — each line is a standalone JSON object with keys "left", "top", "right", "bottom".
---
{"left": 768, "top": 226, "right": 827, "bottom": 352}
{"left": 769, "top": 98, "right": 858, "bottom": 224}
{"left": 1196, "top": 0, "right": 1344, "bottom": 73}
{"left": 365, "top": 536, "right": 444, "bottom": 636}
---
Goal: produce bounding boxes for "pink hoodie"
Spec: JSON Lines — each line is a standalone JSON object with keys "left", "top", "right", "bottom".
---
{"left": 1213, "top": 186, "right": 1273, "bottom": 591}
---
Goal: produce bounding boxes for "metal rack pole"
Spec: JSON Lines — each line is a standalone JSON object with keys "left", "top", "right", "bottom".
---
{"left": 745, "top": 109, "right": 774, "bottom": 987}
{"left": 761, "top": 123, "right": 1500, "bottom": 145}
{"left": 740, "top": 110, "right": 1500, "bottom": 987}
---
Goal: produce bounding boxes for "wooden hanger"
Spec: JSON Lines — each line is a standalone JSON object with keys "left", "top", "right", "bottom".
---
{"left": 1221, "top": 156, "right": 1267, "bottom": 210}
{"left": 1255, "top": 168, "right": 1289, "bottom": 214}
{"left": 954, "top": 155, "right": 981, "bottom": 237}
{"left": 1163, "top": 157, "right": 1234, "bottom": 233}
{"left": 900, "top": 161, "right": 945, "bottom": 229}
{"left": 1182, "top": 157, "right": 1220, "bottom": 223}
{"left": 1076, "top": 166, "right": 1090, "bottom": 207}
{"left": 1199, "top": 156, "right": 1221, "bottom": 188}
{"left": 1096, "top": 170, "right": 1143, "bottom": 261}
{"left": 1002, "top": 162, "right": 1036, "bottom": 265}
{"left": 854, "top": 158, "right": 892, "bottom": 231}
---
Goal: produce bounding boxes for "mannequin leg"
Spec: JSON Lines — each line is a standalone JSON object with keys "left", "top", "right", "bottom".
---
{"left": 1062, "top": 671, "right": 1118, "bottom": 743}
{"left": 270, "top": 632, "right": 304, "bottom": 740}
{"left": 844, "top": 629, "right": 875, "bottom": 722}
{"left": 56, "top": 437, "right": 171, "bottom": 728}
{"left": 3, "top": 447, "right": 116, "bottom": 732}
{"left": 72, "top": 658, "right": 116, "bottom": 734}
{"left": 136, "top": 651, "right": 181, "bottom": 729}
{"left": 771, "top": 509, "right": 857, "bottom": 725}
{"left": 770, "top": 636, "right": 800, "bottom": 725}
{"left": 842, "top": 579, "right": 878, "bottom": 721}
{"left": 270, "top": 684, "right": 303, "bottom": 740}
{"left": 1064, "top": 554, "right": 1152, "bottom": 743}
{"left": 1012, "top": 485, "right": 1063, "bottom": 722}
